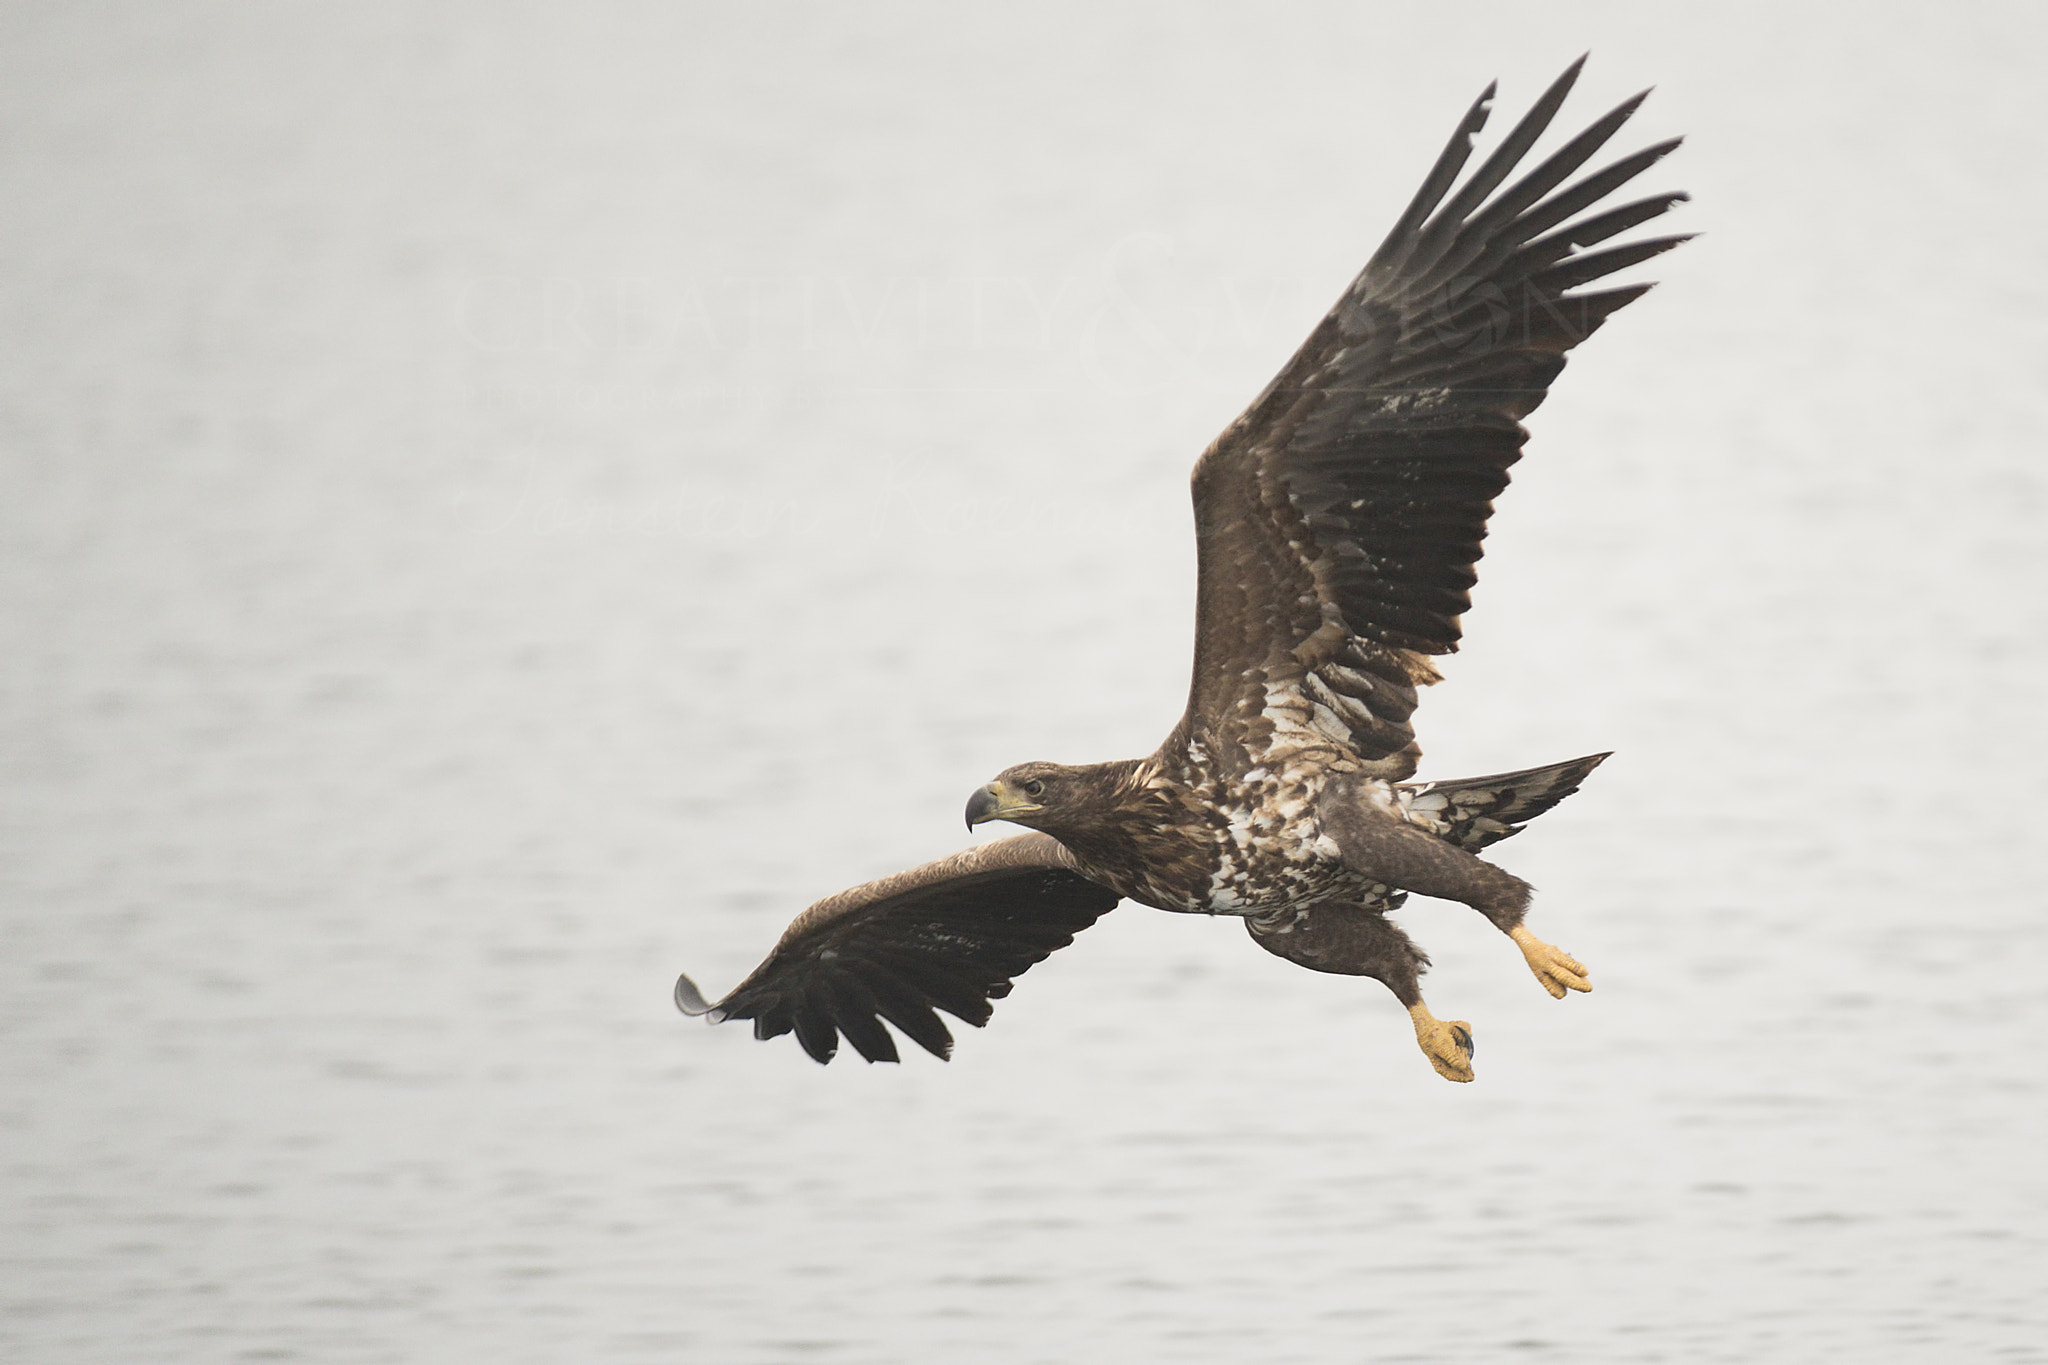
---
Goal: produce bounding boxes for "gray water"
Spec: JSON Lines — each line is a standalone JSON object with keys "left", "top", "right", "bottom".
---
{"left": 5, "top": 5, "right": 2046, "bottom": 1362}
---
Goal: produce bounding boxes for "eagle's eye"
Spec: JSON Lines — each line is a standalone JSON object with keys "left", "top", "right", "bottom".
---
{"left": 1023, "top": 779, "right": 1046, "bottom": 799}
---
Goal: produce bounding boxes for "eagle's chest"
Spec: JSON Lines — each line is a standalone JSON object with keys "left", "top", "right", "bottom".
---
{"left": 1118, "top": 755, "right": 1365, "bottom": 915}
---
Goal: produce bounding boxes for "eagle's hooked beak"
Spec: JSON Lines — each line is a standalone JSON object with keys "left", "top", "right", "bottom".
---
{"left": 965, "top": 780, "right": 1039, "bottom": 829}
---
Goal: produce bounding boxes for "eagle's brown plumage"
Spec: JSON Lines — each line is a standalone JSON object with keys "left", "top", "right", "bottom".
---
{"left": 675, "top": 60, "right": 1687, "bottom": 1079}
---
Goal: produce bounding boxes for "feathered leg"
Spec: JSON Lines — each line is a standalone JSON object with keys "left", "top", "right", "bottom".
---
{"left": 1246, "top": 901, "right": 1475, "bottom": 1082}
{"left": 1320, "top": 773, "right": 1592, "bottom": 1000}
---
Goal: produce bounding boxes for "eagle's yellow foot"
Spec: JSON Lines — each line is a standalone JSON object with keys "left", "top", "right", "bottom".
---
{"left": 1407, "top": 1003, "right": 1474, "bottom": 1083}
{"left": 1509, "top": 925, "right": 1590, "bottom": 999}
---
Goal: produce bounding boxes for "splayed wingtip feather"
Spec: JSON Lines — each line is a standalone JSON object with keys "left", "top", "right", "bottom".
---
{"left": 673, "top": 971, "right": 719, "bottom": 1017}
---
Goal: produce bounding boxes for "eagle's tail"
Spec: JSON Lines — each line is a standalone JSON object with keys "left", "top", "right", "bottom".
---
{"left": 1393, "top": 752, "right": 1610, "bottom": 853}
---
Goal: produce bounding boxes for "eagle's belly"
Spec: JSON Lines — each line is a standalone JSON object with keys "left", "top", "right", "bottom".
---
{"left": 1193, "top": 832, "right": 1363, "bottom": 915}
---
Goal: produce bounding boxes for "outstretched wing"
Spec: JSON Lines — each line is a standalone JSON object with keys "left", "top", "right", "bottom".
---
{"left": 674, "top": 833, "right": 1118, "bottom": 1064}
{"left": 1179, "top": 58, "right": 1688, "bottom": 779}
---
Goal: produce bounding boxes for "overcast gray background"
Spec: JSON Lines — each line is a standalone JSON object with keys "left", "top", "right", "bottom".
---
{"left": 4, "top": 3, "right": 2045, "bottom": 1362}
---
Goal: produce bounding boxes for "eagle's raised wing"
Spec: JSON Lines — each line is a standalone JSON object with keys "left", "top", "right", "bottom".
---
{"left": 1179, "top": 58, "right": 1687, "bottom": 779}
{"left": 674, "top": 833, "right": 1118, "bottom": 1063}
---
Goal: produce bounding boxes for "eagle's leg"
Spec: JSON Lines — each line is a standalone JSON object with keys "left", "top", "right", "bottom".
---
{"left": 1319, "top": 781, "right": 1591, "bottom": 1000}
{"left": 1245, "top": 902, "right": 1475, "bottom": 1082}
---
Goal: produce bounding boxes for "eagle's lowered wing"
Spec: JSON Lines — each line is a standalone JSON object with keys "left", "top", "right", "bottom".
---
{"left": 1179, "top": 57, "right": 1688, "bottom": 776}
{"left": 675, "top": 833, "right": 1118, "bottom": 1063}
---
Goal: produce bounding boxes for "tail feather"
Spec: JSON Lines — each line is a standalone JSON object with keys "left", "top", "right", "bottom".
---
{"left": 1394, "top": 752, "right": 1609, "bottom": 851}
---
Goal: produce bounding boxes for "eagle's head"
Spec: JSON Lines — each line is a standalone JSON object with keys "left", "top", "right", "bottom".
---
{"left": 964, "top": 761, "right": 1094, "bottom": 833}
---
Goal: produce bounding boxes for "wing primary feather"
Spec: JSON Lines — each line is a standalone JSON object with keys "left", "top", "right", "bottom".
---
{"left": 882, "top": 957, "right": 998, "bottom": 1027}
{"left": 826, "top": 975, "right": 902, "bottom": 1064}
{"left": 791, "top": 982, "right": 842, "bottom": 1064}
{"left": 1504, "top": 139, "right": 1686, "bottom": 246}
{"left": 673, "top": 971, "right": 718, "bottom": 1017}
{"left": 1361, "top": 82, "right": 1496, "bottom": 279}
{"left": 1531, "top": 233, "right": 1694, "bottom": 293}
{"left": 1480, "top": 89, "right": 1655, "bottom": 228}
{"left": 1529, "top": 282, "right": 1658, "bottom": 341}
{"left": 1425, "top": 177, "right": 1679, "bottom": 314}
{"left": 1409, "top": 56, "right": 1587, "bottom": 261}
{"left": 1512, "top": 192, "right": 1690, "bottom": 268}
{"left": 1404, "top": 91, "right": 1655, "bottom": 301}
{"left": 861, "top": 970, "right": 958, "bottom": 1060}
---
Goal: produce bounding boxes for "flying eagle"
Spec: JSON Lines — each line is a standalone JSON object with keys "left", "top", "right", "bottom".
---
{"left": 674, "top": 59, "right": 1688, "bottom": 1081}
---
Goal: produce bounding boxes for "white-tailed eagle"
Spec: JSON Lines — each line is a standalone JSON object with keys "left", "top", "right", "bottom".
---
{"left": 675, "top": 59, "right": 1687, "bottom": 1081}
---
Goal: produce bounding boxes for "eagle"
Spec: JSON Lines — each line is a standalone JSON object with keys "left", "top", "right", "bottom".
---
{"left": 674, "top": 59, "right": 1688, "bottom": 1081}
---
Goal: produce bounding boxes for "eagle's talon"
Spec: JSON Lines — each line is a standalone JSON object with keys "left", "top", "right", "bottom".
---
{"left": 1409, "top": 1005, "right": 1475, "bottom": 1083}
{"left": 1510, "top": 926, "right": 1590, "bottom": 998}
